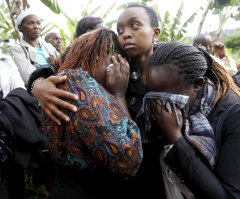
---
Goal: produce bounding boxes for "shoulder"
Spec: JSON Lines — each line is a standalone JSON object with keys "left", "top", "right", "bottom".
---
{"left": 10, "top": 44, "right": 22, "bottom": 52}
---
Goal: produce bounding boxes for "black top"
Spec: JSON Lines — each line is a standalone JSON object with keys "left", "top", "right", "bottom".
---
{"left": 165, "top": 90, "right": 240, "bottom": 199}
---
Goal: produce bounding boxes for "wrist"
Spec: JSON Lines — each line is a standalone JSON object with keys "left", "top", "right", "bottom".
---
{"left": 31, "top": 77, "right": 45, "bottom": 96}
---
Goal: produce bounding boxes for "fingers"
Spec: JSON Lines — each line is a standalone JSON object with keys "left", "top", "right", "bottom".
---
{"left": 118, "top": 54, "right": 129, "bottom": 74}
{"left": 53, "top": 88, "right": 79, "bottom": 102}
{"left": 48, "top": 75, "right": 67, "bottom": 84}
{"left": 48, "top": 76, "right": 78, "bottom": 101}
{"left": 112, "top": 55, "right": 120, "bottom": 75}
{"left": 43, "top": 107, "right": 61, "bottom": 125}
{"left": 106, "top": 63, "right": 114, "bottom": 87}
{"left": 49, "top": 95, "right": 77, "bottom": 112}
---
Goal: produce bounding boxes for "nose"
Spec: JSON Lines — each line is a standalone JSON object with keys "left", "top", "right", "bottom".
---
{"left": 122, "top": 28, "right": 132, "bottom": 39}
{"left": 34, "top": 22, "right": 41, "bottom": 30}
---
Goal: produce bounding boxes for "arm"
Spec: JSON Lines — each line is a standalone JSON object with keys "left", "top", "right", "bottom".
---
{"left": 9, "top": 45, "right": 36, "bottom": 85}
{"left": 158, "top": 105, "right": 240, "bottom": 198}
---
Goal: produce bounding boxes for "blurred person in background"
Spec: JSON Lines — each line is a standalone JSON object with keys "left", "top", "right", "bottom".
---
{"left": 45, "top": 32, "right": 62, "bottom": 54}
{"left": 193, "top": 33, "right": 238, "bottom": 76}
{"left": 9, "top": 10, "right": 58, "bottom": 86}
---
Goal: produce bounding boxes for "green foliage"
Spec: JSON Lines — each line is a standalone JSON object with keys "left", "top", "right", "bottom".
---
{"left": 40, "top": 0, "right": 62, "bottom": 14}
{"left": 0, "top": 2, "right": 16, "bottom": 53}
{"left": 222, "top": 29, "right": 240, "bottom": 63}
{"left": 158, "top": 2, "right": 199, "bottom": 42}
{"left": 214, "top": 0, "right": 239, "bottom": 8}
{"left": 223, "top": 29, "right": 240, "bottom": 50}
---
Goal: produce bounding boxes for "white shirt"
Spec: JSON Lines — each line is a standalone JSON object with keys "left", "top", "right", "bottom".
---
{"left": 0, "top": 54, "right": 25, "bottom": 98}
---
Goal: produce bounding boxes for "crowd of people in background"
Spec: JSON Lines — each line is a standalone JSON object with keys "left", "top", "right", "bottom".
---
{"left": 1, "top": 4, "right": 240, "bottom": 199}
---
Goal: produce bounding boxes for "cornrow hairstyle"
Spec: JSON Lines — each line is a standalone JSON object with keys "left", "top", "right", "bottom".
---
{"left": 58, "top": 28, "right": 127, "bottom": 79}
{"left": 127, "top": 4, "right": 159, "bottom": 27}
{"left": 75, "top": 16, "right": 103, "bottom": 38}
{"left": 147, "top": 42, "right": 240, "bottom": 106}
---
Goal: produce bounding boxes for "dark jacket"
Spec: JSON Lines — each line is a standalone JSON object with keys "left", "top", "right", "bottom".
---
{"left": 165, "top": 90, "right": 240, "bottom": 199}
{"left": 0, "top": 88, "right": 44, "bottom": 168}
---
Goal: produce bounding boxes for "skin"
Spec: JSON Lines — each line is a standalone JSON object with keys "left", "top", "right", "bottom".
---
{"left": 45, "top": 32, "right": 62, "bottom": 53}
{"left": 117, "top": 7, "right": 160, "bottom": 84}
{"left": 194, "top": 34, "right": 226, "bottom": 58}
{"left": 146, "top": 66, "right": 203, "bottom": 144}
{"left": 19, "top": 14, "right": 41, "bottom": 48}
{"left": 32, "top": 7, "right": 160, "bottom": 123}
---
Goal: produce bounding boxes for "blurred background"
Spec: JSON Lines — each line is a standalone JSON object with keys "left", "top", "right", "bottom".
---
{"left": 1, "top": 0, "right": 240, "bottom": 64}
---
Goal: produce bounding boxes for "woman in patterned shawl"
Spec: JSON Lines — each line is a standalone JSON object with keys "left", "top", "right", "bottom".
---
{"left": 41, "top": 28, "right": 143, "bottom": 199}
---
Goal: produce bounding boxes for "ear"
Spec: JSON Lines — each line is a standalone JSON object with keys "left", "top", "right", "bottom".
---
{"left": 153, "top": 27, "right": 160, "bottom": 39}
{"left": 194, "top": 77, "right": 204, "bottom": 92}
{"left": 18, "top": 25, "right": 23, "bottom": 32}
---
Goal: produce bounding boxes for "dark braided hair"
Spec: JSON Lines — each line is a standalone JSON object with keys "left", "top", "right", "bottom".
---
{"left": 127, "top": 4, "right": 159, "bottom": 27}
{"left": 148, "top": 42, "right": 240, "bottom": 105}
{"left": 57, "top": 28, "right": 127, "bottom": 79}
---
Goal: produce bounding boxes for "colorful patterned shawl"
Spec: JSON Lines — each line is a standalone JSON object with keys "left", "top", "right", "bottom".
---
{"left": 42, "top": 68, "right": 143, "bottom": 177}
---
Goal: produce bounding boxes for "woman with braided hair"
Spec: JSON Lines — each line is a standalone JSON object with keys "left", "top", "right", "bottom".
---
{"left": 41, "top": 28, "right": 143, "bottom": 199}
{"left": 137, "top": 41, "right": 240, "bottom": 198}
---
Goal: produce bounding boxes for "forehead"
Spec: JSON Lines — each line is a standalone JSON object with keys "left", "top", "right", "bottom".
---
{"left": 22, "top": 14, "right": 39, "bottom": 23}
{"left": 117, "top": 7, "right": 150, "bottom": 25}
{"left": 146, "top": 67, "right": 186, "bottom": 93}
{"left": 50, "top": 33, "right": 60, "bottom": 38}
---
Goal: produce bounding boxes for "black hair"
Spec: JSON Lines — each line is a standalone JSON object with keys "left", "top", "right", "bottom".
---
{"left": 147, "top": 41, "right": 240, "bottom": 105}
{"left": 148, "top": 42, "right": 208, "bottom": 83}
{"left": 127, "top": 4, "right": 159, "bottom": 27}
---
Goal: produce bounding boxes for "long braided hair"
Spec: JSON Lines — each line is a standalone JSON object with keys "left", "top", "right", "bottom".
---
{"left": 57, "top": 28, "right": 126, "bottom": 79}
{"left": 147, "top": 42, "right": 240, "bottom": 106}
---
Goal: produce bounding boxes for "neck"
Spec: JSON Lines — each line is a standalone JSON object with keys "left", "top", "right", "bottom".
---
{"left": 24, "top": 37, "right": 40, "bottom": 48}
{"left": 130, "top": 49, "right": 153, "bottom": 84}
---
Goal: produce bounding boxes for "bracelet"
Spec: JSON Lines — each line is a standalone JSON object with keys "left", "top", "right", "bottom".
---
{"left": 30, "top": 78, "right": 43, "bottom": 96}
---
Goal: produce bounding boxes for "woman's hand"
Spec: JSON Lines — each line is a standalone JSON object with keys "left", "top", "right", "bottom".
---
{"left": 106, "top": 54, "right": 131, "bottom": 119}
{"left": 106, "top": 54, "right": 130, "bottom": 98}
{"left": 32, "top": 76, "right": 78, "bottom": 125}
{"left": 153, "top": 101, "right": 183, "bottom": 144}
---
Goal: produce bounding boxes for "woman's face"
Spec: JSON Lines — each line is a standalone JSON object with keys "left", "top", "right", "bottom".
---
{"left": 117, "top": 7, "right": 159, "bottom": 59}
{"left": 146, "top": 66, "right": 201, "bottom": 108}
{"left": 19, "top": 14, "right": 41, "bottom": 40}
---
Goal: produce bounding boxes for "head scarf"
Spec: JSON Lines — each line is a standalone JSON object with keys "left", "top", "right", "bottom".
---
{"left": 15, "top": 10, "right": 36, "bottom": 32}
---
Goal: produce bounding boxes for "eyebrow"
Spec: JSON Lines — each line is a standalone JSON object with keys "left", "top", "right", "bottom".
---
{"left": 117, "top": 17, "right": 141, "bottom": 26}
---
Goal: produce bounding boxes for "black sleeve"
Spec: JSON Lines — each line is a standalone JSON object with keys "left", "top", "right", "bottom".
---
{"left": 164, "top": 106, "right": 240, "bottom": 199}
{"left": 26, "top": 64, "right": 57, "bottom": 94}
